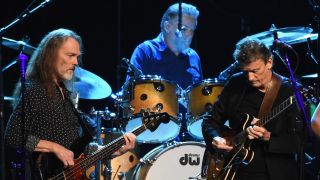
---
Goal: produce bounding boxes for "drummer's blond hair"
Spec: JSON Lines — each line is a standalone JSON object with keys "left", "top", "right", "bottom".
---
{"left": 160, "top": 3, "right": 199, "bottom": 32}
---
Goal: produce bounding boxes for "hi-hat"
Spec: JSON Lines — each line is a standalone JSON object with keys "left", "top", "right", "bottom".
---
{"left": 302, "top": 73, "right": 318, "bottom": 78}
{"left": 73, "top": 67, "right": 112, "bottom": 99}
{"left": 2, "top": 37, "right": 36, "bottom": 55}
{"left": 245, "top": 26, "right": 313, "bottom": 47}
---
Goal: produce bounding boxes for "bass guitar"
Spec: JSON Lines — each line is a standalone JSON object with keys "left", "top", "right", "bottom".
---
{"left": 34, "top": 112, "right": 170, "bottom": 179}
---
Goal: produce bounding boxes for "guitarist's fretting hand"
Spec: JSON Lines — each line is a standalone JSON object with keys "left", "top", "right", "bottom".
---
{"left": 212, "top": 136, "right": 233, "bottom": 152}
{"left": 247, "top": 118, "right": 271, "bottom": 141}
{"left": 112, "top": 132, "right": 136, "bottom": 156}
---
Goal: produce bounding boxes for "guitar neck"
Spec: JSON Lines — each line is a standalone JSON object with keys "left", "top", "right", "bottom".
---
{"left": 231, "top": 96, "right": 295, "bottom": 146}
{"left": 257, "top": 96, "right": 294, "bottom": 127}
{"left": 79, "top": 125, "right": 146, "bottom": 171}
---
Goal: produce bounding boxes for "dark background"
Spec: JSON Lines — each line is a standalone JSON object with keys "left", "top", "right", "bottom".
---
{"left": 1, "top": 0, "right": 320, "bottom": 179}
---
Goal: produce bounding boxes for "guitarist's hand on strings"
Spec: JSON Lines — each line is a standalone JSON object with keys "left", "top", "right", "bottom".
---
{"left": 212, "top": 136, "right": 233, "bottom": 152}
{"left": 247, "top": 118, "right": 271, "bottom": 141}
{"left": 113, "top": 132, "right": 136, "bottom": 156}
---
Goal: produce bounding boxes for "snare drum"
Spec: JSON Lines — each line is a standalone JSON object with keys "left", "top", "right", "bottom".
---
{"left": 123, "top": 75, "right": 181, "bottom": 143}
{"left": 185, "top": 79, "right": 224, "bottom": 140}
{"left": 132, "top": 141, "right": 206, "bottom": 180}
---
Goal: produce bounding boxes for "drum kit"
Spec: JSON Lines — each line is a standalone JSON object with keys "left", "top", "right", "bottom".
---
{"left": 2, "top": 25, "right": 320, "bottom": 179}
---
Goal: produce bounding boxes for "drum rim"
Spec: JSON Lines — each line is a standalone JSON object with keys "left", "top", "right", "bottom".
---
{"left": 185, "top": 78, "right": 224, "bottom": 93}
{"left": 133, "top": 74, "right": 181, "bottom": 87}
{"left": 145, "top": 141, "right": 206, "bottom": 161}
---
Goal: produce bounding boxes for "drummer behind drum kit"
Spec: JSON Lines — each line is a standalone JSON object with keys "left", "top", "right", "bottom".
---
{"left": 2, "top": 25, "right": 320, "bottom": 179}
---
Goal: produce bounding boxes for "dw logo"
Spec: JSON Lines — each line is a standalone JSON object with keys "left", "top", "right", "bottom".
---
{"left": 179, "top": 153, "right": 200, "bottom": 166}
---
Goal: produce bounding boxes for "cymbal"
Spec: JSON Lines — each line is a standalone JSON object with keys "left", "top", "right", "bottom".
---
{"left": 2, "top": 37, "right": 36, "bottom": 55}
{"left": 287, "top": 33, "right": 318, "bottom": 45}
{"left": 4, "top": 96, "right": 15, "bottom": 101}
{"left": 302, "top": 73, "right": 317, "bottom": 78}
{"left": 73, "top": 67, "right": 112, "bottom": 99}
{"left": 245, "top": 26, "right": 313, "bottom": 47}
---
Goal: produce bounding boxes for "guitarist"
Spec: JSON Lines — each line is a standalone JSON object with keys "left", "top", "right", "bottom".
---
{"left": 202, "top": 38, "right": 304, "bottom": 180}
{"left": 5, "top": 28, "right": 136, "bottom": 179}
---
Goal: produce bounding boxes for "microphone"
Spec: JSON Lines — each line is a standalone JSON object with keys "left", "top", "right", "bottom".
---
{"left": 175, "top": 29, "right": 183, "bottom": 38}
{"left": 122, "top": 58, "right": 143, "bottom": 77}
{"left": 218, "top": 61, "right": 240, "bottom": 81}
{"left": 272, "top": 39, "right": 293, "bottom": 51}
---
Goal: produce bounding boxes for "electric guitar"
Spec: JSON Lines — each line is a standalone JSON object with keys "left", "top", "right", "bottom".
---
{"left": 34, "top": 112, "right": 170, "bottom": 180}
{"left": 203, "top": 88, "right": 313, "bottom": 180}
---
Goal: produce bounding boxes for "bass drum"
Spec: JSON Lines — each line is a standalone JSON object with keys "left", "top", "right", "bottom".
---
{"left": 185, "top": 79, "right": 224, "bottom": 140}
{"left": 132, "top": 141, "right": 206, "bottom": 180}
{"left": 122, "top": 75, "right": 182, "bottom": 143}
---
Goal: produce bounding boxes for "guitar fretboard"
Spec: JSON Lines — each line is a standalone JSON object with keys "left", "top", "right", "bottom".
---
{"left": 256, "top": 96, "right": 294, "bottom": 127}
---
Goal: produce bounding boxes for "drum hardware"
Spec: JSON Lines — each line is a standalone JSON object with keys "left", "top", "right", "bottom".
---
{"left": 88, "top": 106, "right": 122, "bottom": 180}
{"left": 204, "top": 103, "right": 213, "bottom": 112}
{"left": 202, "top": 86, "right": 212, "bottom": 96}
{"left": 154, "top": 82, "right": 165, "bottom": 92}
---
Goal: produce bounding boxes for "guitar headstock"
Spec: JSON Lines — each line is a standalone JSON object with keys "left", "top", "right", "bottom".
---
{"left": 301, "top": 84, "right": 319, "bottom": 105}
{"left": 141, "top": 111, "right": 170, "bottom": 132}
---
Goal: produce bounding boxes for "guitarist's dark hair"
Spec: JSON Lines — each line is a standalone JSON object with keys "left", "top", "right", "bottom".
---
{"left": 233, "top": 38, "right": 272, "bottom": 66}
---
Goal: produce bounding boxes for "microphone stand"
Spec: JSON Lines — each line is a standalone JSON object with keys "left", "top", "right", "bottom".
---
{"left": 0, "top": 1, "right": 54, "bottom": 179}
{"left": 273, "top": 50, "right": 309, "bottom": 180}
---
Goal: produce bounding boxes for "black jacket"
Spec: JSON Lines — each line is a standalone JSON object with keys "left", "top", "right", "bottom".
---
{"left": 202, "top": 72, "right": 305, "bottom": 180}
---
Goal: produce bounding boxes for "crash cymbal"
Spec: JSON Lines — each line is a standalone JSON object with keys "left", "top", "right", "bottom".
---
{"left": 287, "top": 33, "right": 318, "bottom": 45}
{"left": 302, "top": 73, "right": 317, "bottom": 78}
{"left": 73, "top": 67, "right": 112, "bottom": 99}
{"left": 2, "top": 37, "right": 36, "bottom": 55}
{"left": 245, "top": 26, "right": 313, "bottom": 47}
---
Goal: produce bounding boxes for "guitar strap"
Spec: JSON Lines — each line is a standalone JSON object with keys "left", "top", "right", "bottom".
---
{"left": 257, "top": 72, "right": 282, "bottom": 118}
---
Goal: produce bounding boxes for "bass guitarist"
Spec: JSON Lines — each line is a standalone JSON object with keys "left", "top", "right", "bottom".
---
{"left": 202, "top": 38, "right": 304, "bottom": 180}
{"left": 5, "top": 28, "right": 136, "bottom": 179}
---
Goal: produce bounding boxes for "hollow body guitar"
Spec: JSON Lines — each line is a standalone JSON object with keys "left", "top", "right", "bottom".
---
{"left": 204, "top": 95, "right": 300, "bottom": 180}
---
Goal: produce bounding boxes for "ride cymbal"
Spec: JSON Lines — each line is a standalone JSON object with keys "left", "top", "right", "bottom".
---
{"left": 72, "top": 67, "right": 112, "bottom": 99}
{"left": 244, "top": 26, "right": 313, "bottom": 47}
{"left": 2, "top": 37, "right": 36, "bottom": 55}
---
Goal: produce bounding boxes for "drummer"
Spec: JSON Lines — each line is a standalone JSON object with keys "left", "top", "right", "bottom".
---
{"left": 125, "top": 2, "right": 203, "bottom": 141}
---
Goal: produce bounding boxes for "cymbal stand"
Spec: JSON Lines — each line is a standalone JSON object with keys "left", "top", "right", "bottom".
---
{"left": 90, "top": 109, "right": 110, "bottom": 180}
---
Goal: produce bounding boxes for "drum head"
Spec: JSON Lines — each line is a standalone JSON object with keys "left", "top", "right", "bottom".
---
{"left": 125, "top": 115, "right": 180, "bottom": 143}
{"left": 133, "top": 141, "right": 206, "bottom": 180}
